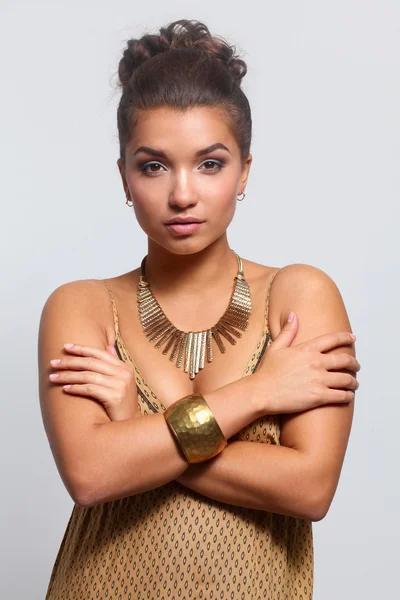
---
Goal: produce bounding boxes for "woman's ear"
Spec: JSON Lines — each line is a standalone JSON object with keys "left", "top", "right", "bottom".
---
{"left": 117, "top": 158, "right": 129, "bottom": 197}
{"left": 239, "top": 153, "right": 252, "bottom": 192}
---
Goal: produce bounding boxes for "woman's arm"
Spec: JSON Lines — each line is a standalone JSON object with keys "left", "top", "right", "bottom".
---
{"left": 175, "top": 264, "right": 356, "bottom": 522}
{"left": 38, "top": 280, "right": 267, "bottom": 509}
{"left": 176, "top": 441, "right": 319, "bottom": 520}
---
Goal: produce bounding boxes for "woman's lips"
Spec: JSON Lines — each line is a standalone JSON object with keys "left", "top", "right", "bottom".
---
{"left": 165, "top": 222, "right": 204, "bottom": 234}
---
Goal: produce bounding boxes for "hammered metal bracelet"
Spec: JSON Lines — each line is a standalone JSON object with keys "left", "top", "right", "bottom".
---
{"left": 163, "top": 392, "right": 228, "bottom": 463}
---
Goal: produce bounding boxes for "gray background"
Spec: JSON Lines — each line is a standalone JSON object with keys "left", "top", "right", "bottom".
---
{"left": 1, "top": 1, "right": 398, "bottom": 597}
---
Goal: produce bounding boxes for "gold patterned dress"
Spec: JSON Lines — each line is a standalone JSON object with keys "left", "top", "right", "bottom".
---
{"left": 45, "top": 272, "right": 314, "bottom": 599}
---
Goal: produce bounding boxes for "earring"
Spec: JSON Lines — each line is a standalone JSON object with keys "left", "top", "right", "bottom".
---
{"left": 237, "top": 192, "right": 246, "bottom": 201}
{"left": 126, "top": 197, "right": 133, "bottom": 207}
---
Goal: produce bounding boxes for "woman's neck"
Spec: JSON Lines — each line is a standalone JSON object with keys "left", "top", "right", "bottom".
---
{"left": 143, "top": 237, "right": 239, "bottom": 296}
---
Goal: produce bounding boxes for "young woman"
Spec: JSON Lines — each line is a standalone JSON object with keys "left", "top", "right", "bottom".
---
{"left": 39, "top": 19, "right": 360, "bottom": 599}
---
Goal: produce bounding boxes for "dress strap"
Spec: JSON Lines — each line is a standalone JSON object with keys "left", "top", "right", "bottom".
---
{"left": 102, "top": 280, "right": 120, "bottom": 338}
{"left": 264, "top": 268, "right": 282, "bottom": 337}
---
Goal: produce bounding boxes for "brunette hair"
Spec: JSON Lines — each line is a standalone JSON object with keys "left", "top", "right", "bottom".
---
{"left": 116, "top": 19, "right": 252, "bottom": 165}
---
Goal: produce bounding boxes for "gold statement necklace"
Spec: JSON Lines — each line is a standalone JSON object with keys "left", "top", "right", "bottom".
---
{"left": 136, "top": 250, "right": 252, "bottom": 380}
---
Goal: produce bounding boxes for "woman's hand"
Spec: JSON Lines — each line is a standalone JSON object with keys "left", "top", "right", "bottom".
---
{"left": 48, "top": 343, "right": 139, "bottom": 421}
{"left": 252, "top": 312, "right": 361, "bottom": 415}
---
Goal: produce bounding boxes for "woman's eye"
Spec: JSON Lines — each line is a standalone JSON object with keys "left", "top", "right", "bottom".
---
{"left": 200, "top": 160, "right": 224, "bottom": 172}
{"left": 140, "top": 161, "right": 165, "bottom": 174}
{"left": 140, "top": 159, "right": 224, "bottom": 175}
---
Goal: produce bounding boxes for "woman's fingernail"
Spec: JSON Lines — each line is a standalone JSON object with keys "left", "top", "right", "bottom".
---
{"left": 49, "top": 373, "right": 59, "bottom": 380}
{"left": 64, "top": 343, "right": 74, "bottom": 349}
{"left": 350, "top": 334, "right": 356, "bottom": 340}
{"left": 50, "top": 359, "right": 61, "bottom": 366}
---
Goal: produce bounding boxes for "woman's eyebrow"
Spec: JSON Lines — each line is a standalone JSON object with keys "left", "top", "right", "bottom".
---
{"left": 133, "top": 143, "right": 231, "bottom": 158}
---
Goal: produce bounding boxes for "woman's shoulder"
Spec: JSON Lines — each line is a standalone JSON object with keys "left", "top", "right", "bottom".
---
{"left": 244, "top": 258, "right": 330, "bottom": 281}
{"left": 265, "top": 262, "right": 338, "bottom": 298}
{"left": 44, "top": 269, "right": 138, "bottom": 304}
{"left": 241, "top": 258, "right": 331, "bottom": 296}
{"left": 39, "top": 278, "right": 128, "bottom": 354}
{"left": 43, "top": 278, "right": 110, "bottom": 308}
{"left": 242, "top": 260, "right": 336, "bottom": 339}
{"left": 40, "top": 277, "right": 125, "bottom": 336}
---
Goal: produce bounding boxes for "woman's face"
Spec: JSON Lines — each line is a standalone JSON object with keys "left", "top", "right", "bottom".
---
{"left": 117, "top": 106, "right": 252, "bottom": 255}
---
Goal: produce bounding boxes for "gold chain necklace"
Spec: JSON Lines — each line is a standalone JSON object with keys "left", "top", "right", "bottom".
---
{"left": 136, "top": 250, "right": 252, "bottom": 380}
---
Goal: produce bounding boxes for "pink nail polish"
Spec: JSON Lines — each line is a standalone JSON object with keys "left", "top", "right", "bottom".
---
{"left": 64, "top": 343, "right": 74, "bottom": 349}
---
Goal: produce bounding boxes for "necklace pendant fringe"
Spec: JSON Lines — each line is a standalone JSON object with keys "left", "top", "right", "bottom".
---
{"left": 137, "top": 251, "right": 252, "bottom": 380}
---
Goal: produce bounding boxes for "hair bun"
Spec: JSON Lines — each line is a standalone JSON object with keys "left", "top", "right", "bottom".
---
{"left": 118, "top": 19, "right": 247, "bottom": 88}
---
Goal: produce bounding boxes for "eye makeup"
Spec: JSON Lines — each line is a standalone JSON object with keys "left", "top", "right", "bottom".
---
{"left": 139, "top": 158, "right": 225, "bottom": 175}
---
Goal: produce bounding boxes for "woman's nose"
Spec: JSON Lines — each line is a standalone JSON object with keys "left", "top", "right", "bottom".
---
{"left": 168, "top": 175, "right": 198, "bottom": 208}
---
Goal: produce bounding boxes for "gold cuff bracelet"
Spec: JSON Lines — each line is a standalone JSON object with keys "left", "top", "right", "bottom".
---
{"left": 163, "top": 392, "right": 228, "bottom": 464}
